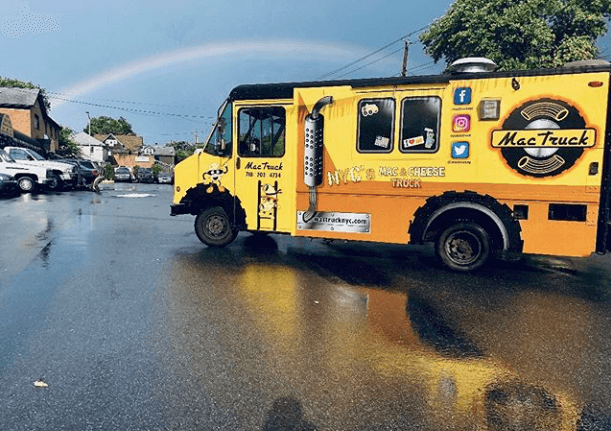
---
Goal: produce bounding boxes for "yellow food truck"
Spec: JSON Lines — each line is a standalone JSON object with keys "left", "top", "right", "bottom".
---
{"left": 171, "top": 58, "right": 611, "bottom": 271}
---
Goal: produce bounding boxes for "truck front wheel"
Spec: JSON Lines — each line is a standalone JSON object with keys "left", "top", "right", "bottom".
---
{"left": 47, "top": 174, "right": 63, "bottom": 191}
{"left": 436, "top": 222, "right": 491, "bottom": 272}
{"left": 194, "top": 206, "right": 238, "bottom": 247}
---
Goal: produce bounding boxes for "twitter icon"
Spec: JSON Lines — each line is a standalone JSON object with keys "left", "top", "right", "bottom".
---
{"left": 452, "top": 142, "right": 469, "bottom": 159}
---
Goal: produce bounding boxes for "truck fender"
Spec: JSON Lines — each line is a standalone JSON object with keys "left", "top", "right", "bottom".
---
{"left": 180, "top": 183, "right": 247, "bottom": 229}
{"left": 408, "top": 191, "right": 523, "bottom": 255}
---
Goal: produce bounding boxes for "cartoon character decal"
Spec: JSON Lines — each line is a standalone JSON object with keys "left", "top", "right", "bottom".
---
{"left": 258, "top": 181, "right": 281, "bottom": 230}
{"left": 491, "top": 99, "right": 596, "bottom": 177}
{"left": 203, "top": 162, "right": 228, "bottom": 193}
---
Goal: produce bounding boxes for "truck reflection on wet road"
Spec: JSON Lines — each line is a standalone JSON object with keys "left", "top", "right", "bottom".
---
{"left": 0, "top": 184, "right": 610, "bottom": 430}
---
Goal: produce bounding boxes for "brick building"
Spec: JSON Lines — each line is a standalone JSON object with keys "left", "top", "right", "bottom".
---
{"left": 0, "top": 87, "right": 60, "bottom": 152}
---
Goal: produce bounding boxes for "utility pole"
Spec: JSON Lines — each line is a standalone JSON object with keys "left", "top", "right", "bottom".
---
{"left": 86, "top": 111, "right": 91, "bottom": 136}
{"left": 401, "top": 40, "right": 410, "bottom": 77}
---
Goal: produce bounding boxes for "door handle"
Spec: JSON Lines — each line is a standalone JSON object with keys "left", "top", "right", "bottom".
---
{"left": 236, "top": 157, "right": 241, "bottom": 170}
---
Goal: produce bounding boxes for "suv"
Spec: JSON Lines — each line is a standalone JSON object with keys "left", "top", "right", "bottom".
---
{"left": 4, "top": 146, "right": 78, "bottom": 191}
{"left": 0, "top": 148, "right": 52, "bottom": 192}
{"left": 114, "top": 166, "right": 132, "bottom": 182}
{"left": 137, "top": 168, "right": 154, "bottom": 183}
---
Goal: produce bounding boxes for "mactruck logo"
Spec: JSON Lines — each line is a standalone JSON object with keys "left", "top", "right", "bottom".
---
{"left": 491, "top": 98, "right": 596, "bottom": 177}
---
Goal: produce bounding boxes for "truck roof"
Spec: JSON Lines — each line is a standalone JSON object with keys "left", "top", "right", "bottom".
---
{"left": 228, "top": 62, "right": 611, "bottom": 101}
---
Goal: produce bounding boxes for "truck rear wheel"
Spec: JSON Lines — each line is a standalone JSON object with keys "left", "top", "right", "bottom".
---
{"left": 194, "top": 206, "right": 237, "bottom": 247}
{"left": 436, "top": 222, "right": 490, "bottom": 272}
{"left": 17, "top": 176, "right": 35, "bottom": 193}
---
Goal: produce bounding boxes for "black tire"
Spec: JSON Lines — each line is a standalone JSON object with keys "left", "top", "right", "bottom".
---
{"left": 194, "top": 206, "right": 238, "bottom": 247}
{"left": 17, "top": 176, "right": 36, "bottom": 193}
{"left": 47, "top": 174, "right": 62, "bottom": 191}
{"left": 436, "top": 222, "right": 490, "bottom": 272}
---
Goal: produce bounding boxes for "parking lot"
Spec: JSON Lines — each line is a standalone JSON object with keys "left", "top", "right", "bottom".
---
{"left": 1, "top": 183, "right": 610, "bottom": 430}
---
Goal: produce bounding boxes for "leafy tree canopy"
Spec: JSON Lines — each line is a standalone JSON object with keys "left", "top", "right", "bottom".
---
{"left": 419, "top": 0, "right": 611, "bottom": 71}
{"left": 57, "top": 127, "right": 81, "bottom": 158}
{"left": 85, "top": 116, "right": 134, "bottom": 135}
{"left": 0, "top": 77, "right": 51, "bottom": 110}
{"left": 166, "top": 141, "right": 196, "bottom": 163}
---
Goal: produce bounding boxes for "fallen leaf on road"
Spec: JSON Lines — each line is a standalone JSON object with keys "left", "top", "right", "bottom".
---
{"left": 33, "top": 380, "right": 48, "bottom": 388}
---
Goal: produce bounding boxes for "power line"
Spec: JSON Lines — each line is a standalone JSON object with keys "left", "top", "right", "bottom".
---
{"left": 335, "top": 46, "right": 405, "bottom": 79}
{"left": 46, "top": 91, "right": 195, "bottom": 110}
{"left": 46, "top": 94, "right": 216, "bottom": 121}
{"left": 317, "top": 23, "right": 431, "bottom": 80}
{"left": 6, "top": 86, "right": 213, "bottom": 122}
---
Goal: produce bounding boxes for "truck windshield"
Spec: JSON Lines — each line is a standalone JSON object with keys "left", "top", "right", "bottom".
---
{"left": 29, "top": 150, "right": 46, "bottom": 161}
{"left": 204, "top": 100, "right": 232, "bottom": 156}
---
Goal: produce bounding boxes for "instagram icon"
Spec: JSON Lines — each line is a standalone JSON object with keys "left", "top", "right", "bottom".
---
{"left": 452, "top": 115, "right": 471, "bottom": 133}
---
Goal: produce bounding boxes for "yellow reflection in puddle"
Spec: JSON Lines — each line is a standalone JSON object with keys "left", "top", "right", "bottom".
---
{"left": 239, "top": 264, "right": 297, "bottom": 339}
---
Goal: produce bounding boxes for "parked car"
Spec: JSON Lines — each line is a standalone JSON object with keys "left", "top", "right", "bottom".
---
{"left": 77, "top": 160, "right": 100, "bottom": 185}
{"left": 0, "top": 148, "right": 51, "bottom": 193}
{"left": 137, "top": 168, "right": 154, "bottom": 183}
{"left": 114, "top": 166, "right": 132, "bottom": 182}
{"left": 4, "top": 146, "right": 78, "bottom": 191}
{"left": 157, "top": 171, "right": 173, "bottom": 184}
{"left": 0, "top": 173, "right": 18, "bottom": 195}
{"left": 55, "top": 159, "right": 99, "bottom": 187}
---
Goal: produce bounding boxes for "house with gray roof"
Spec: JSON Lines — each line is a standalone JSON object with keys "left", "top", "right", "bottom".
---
{"left": 0, "top": 87, "right": 60, "bottom": 152}
{"left": 72, "top": 132, "right": 109, "bottom": 163}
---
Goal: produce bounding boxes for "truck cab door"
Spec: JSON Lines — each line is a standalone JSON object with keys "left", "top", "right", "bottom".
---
{"left": 234, "top": 105, "right": 289, "bottom": 232}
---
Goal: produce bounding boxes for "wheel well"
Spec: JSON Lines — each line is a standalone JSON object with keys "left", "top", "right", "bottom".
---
{"left": 425, "top": 207, "right": 504, "bottom": 250}
{"left": 181, "top": 183, "right": 247, "bottom": 229}
{"left": 14, "top": 173, "right": 36, "bottom": 181}
{"left": 409, "top": 191, "right": 523, "bottom": 254}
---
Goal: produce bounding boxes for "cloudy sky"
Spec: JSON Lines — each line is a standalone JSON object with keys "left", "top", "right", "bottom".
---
{"left": 1, "top": 0, "right": 610, "bottom": 145}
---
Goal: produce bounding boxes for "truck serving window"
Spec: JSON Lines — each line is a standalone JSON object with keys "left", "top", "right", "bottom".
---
{"left": 357, "top": 98, "right": 395, "bottom": 153}
{"left": 238, "top": 107, "right": 286, "bottom": 158}
{"left": 400, "top": 96, "right": 441, "bottom": 153}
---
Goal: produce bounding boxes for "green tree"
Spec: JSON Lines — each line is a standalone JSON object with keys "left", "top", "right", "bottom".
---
{"left": 57, "top": 127, "right": 81, "bottom": 157}
{"left": 0, "top": 77, "right": 51, "bottom": 110}
{"left": 166, "top": 141, "right": 195, "bottom": 163}
{"left": 85, "top": 116, "right": 134, "bottom": 135}
{"left": 419, "top": 0, "right": 611, "bottom": 71}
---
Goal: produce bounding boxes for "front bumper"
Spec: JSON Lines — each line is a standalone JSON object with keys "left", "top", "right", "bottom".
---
{"left": 170, "top": 203, "right": 189, "bottom": 216}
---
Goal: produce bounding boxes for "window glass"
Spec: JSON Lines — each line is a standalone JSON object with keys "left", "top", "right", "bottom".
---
{"left": 238, "top": 107, "right": 286, "bottom": 157}
{"left": 357, "top": 98, "right": 395, "bottom": 153}
{"left": 29, "top": 150, "right": 45, "bottom": 160}
{"left": 205, "top": 102, "right": 233, "bottom": 156}
{"left": 400, "top": 97, "right": 441, "bottom": 153}
{"left": 9, "top": 149, "right": 29, "bottom": 160}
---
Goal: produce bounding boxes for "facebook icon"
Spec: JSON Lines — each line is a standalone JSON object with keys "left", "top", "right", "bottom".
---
{"left": 454, "top": 87, "right": 471, "bottom": 105}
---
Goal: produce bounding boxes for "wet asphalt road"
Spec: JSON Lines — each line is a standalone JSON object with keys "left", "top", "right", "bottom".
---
{"left": 1, "top": 183, "right": 610, "bottom": 430}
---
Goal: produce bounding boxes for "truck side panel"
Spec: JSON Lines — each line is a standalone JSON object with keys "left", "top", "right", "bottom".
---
{"left": 292, "top": 72, "right": 609, "bottom": 258}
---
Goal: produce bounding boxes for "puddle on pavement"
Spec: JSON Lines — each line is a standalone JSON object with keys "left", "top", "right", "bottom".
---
{"left": 164, "top": 249, "right": 593, "bottom": 431}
